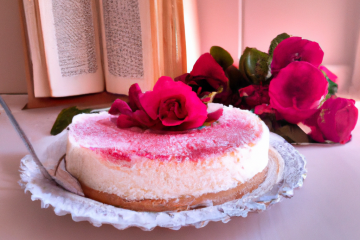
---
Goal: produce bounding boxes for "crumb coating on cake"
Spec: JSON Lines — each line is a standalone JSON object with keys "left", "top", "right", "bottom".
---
{"left": 66, "top": 106, "right": 269, "bottom": 200}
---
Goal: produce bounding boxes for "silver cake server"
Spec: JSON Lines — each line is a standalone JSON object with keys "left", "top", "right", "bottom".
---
{"left": 0, "top": 96, "right": 84, "bottom": 196}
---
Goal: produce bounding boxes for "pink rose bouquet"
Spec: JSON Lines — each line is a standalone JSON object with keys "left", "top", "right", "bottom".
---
{"left": 174, "top": 33, "right": 358, "bottom": 144}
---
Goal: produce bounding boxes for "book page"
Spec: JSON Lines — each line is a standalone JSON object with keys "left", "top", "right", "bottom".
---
{"left": 99, "top": 0, "right": 155, "bottom": 94}
{"left": 37, "top": 0, "right": 104, "bottom": 97}
{"left": 22, "top": 0, "right": 51, "bottom": 97}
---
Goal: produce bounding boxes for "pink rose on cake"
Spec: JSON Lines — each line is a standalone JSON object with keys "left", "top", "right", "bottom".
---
{"left": 271, "top": 36, "right": 324, "bottom": 77}
{"left": 304, "top": 97, "right": 358, "bottom": 144}
{"left": 110, "top": 76, "right": 221, "bottom": 131}
{"left": 269, "top": 61, "right": 328, "bottom": 124}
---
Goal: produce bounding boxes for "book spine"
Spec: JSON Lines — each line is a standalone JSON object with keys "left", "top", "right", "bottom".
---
{"left": 151, "top": 0, "right": 187, "bottom": 81}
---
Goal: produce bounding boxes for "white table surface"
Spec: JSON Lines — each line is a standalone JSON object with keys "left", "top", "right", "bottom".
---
{"left": 1, "top": 94, "right": 360, "bottom": 240}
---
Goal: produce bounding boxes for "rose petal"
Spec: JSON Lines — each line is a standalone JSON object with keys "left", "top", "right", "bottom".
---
{"left": 269, "top": 61, "right": 328, "bottom": 123}
{"left": 174, "top": 73, "right": 189, "bottom": 84}
{"left": 303, "top": 110, "right": 325, "bottom": 142}
{"left": 140, "top": 77, "right": 182, "bottom": 120}
{"left": 128, "top": 83, "right": 143, "bottom": 111}
{"left": 173, "top": 101, "right": 188, "bottom": 120}
{"left": 254, "top": 104, "right": 275, "bottom": 115}
{"left": 239, "top": 85, "right": 270, "bottom": 110}
{"left": 141, "top": 77, "right": 194, "bottom": 118}
{"left": 116, "top": 115, "right": 141, "bottom": 128}
{"left": 109, "top": 99, "right": 133, "bottom": 116}
{"left": 132, "top": 109, "right": 159, "bottom": 128}
{"left": 239, "top": 85, "right": 255, "bottom": 97}
{"left": 206, "top": 108, "right": 223, "bottom": 122}
{"left": 206, "top": 103, "right": 224, "bottom": 122}
{"left": 319, "top": 66, "right": 338, "bottom": 83}
{"left": 190, "top": 53, "right": 228, "bottom": 87}
{"left": 213, "top": 89, "right": 234, "bottom": 106}
{"left": 159, "top": 96, "right": 188, "bottom": 126}
{"left": 174, "top": 53, "right": 230, "bottom": 103}
{"left": 271, "top": 37, "right": 324, "bottom": 76}
{"left": 182, "top": 96, "right": 208, "bottom": 129}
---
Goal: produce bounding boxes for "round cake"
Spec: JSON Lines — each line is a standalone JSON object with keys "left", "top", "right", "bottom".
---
{"left": 66, "top": 105, "right": 271, "bottom": 212}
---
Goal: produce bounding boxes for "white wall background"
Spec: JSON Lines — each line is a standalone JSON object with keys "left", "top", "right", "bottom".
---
{"left": 1, "top": 0, "right": 360, "bottom": 97}
{"left": 0, "top": 0, "right": 27, "bottom": 94}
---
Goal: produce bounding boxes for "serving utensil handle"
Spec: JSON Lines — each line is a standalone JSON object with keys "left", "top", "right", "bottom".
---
{"left": 0, "top": 96, "right": 53, "bottom": 180}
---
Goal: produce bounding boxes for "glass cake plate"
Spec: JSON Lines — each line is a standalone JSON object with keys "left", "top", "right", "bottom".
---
{"left": 19, "top": 132, "right": 307, "bottom": 231}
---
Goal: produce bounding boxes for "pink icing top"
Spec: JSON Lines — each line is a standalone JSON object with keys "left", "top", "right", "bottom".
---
{"left": 69, "top": 107, "right": 263, "bottom": 163}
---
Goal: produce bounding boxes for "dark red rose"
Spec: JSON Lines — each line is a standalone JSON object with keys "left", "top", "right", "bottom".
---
{"left": 304, "top": 97, "right": 358, "bottom": 143}
{"left": 238, "top": 84, "right": 270, "bottom": 110}
{"left": 271, "top": 37, "right": 324, "bottom": 77}
{"left": 110, "top": 76, "right": 217, "bottom": 130}
{"left": 269, "top": 61, "right": 328, "bottom": 124}
{"left": 175, "top": 53, "right": 229, "bottom": 101}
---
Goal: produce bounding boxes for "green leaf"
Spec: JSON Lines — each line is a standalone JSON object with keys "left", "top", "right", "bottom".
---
{"left": 273, "top": 124, "right": 311, "bottom": 144}
{"left": 327, "top": 79, "right": 338, "bottom": 95}
{"left": 268, "top": 33, "right": 290, "bottom": 57}
{"left": 321, "top": 70, "right": 338, "bottom": 95}
{"left": 210, "top": 46, "right": 234, "bottom": 70}
{"left": 50, "top": 106, "right": 92, "bottom": 135}
{"left": 239, "top": 47, "right": 270, "bottom": 85}
{"left": 225, "top": 65, "right": 249, "bottom": 91}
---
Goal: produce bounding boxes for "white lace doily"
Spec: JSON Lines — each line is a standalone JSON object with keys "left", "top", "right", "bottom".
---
{"left": 19, "top": 133, "right": 306, "bottom": 231}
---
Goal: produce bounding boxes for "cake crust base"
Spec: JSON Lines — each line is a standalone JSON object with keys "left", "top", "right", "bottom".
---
{"left": 80, "top": 148, "right": 282, "bottom": 212}
{"left": 81, "top": 167, "right": 267, "bottom": 212}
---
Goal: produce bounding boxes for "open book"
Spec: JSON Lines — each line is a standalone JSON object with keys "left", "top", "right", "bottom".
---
{"left": 22, "top": 0, "right": 187, "bottom": 98}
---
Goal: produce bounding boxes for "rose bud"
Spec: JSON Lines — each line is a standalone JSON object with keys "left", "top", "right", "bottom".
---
{"left": 239, "top": 47, "right": 270, "bottom": 85}
{"left": 269, "top": 61, "right": 328, "bottom": 124}
{"left": 271, "top": 37, "right": 324, "bottom": 77}
{"left": 304, "top": 97, "right": 358, "bottom": 144}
